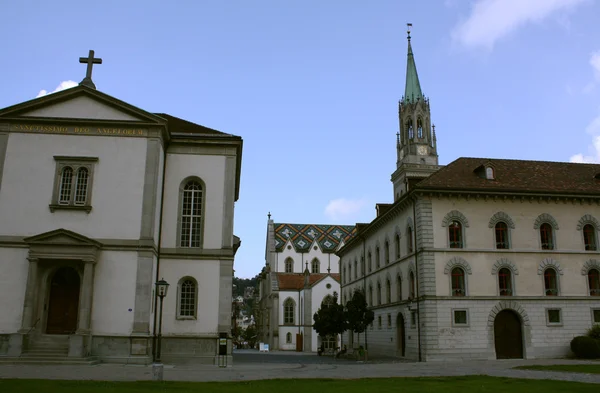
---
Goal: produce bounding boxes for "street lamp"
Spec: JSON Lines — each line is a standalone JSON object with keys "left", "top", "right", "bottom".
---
{"left": 152, "top": 278, "right": 169, "bottom": 381}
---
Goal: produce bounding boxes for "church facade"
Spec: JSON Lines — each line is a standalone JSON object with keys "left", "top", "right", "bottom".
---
{"left": 0, "top": 52, "right": 243, "bottom": 365}
{"left": 257, "top": 216, "right": 354, "bottom": 352}
{"left": 338, "top": 31, "right": 600, "bottom": 361}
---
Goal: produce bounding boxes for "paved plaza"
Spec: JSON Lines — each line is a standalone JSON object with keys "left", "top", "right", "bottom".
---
{"left": 0, "top": 350, "right": 599, "bottom": 384}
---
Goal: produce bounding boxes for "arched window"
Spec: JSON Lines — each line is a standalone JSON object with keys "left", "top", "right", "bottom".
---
{"left": 495, "top": 222, "right": 509, "bottom": 249}
{"left": 283, "top": 298, "right": 295, "bottom": 324}
{"left": 368, "top": 251, "right": 372, "bottom": 272}
{"left": 485, "top": 167, "right": 494, "bottom": 179}
{"left": 407, "top": 227, "right": 413, "bottom": 253}
{"left": 589, "top": 269, "right": 600, "bottom": 296}
{"left": 397, "top": 275, "right": 403, "bottom": 301}
{"left": 354, "top": 260, "right": 358, "bottom": 279}
{"left": 583, "top": 224, "right": 597, "bottom": 251}
{"left": 385, "top": 241, "right": 390, "bottom": 265}
{"left": 321, "top": 295, "right": 334, "bottom": 307}
{"left": 348, "top": 264, "right": 352, "bottom": 281}
{"left": 377, "top": 282, "right": 382, "bottom": 305}
{"left": 407, "top": 120, "right": 414, "bottom": 139}
{"left": 360, "top": 256, "right": 364, "bottom": 276}
{"left": 74, "top": 167, "right": 89, "bottom": 205}
{"left": 286, "top": 332, "right": 292, "bottom": 343}
{"left": 540, "top": 223, "right": 554, "bottom": 250}
{"left": 311, "top": 258, "right": 320, "bottom": 273}
{"left": 375, "top": 246, "right": 380, "bottom": 268}
{"left": 409, "top": 271, "right": 415, "bottom": 299}
{"left": 417, "top": 117, "right": 423, "bottom": 138}
{"left": 177, "top": 278, "right": 197, "bottom": 318}
{"left": 59, "top": 166, "right": 73, "bottom": 204}
{"left": 285, "top": 258, "right": 293, "bottom": 273}
{"left": 343, "top": 266, "right": 346, "bottom": 283}
{"left": 386, "top": 279, "right": 391, "bottom": 303}
{"left": 451, "top": 267, "right": 465, "bottom": 296}
{"left": 180, "top": 180, "right": 204, "bottom": 248}
{"left": 498, "top": 268, "right": 512, "bottom": 296}
{"left": 395, "top": 234, "right": 401, "bottom": 259}
{"left": 544, "top": 268, "right": 558, "bottom": 296}
{"left": 449, "top": 221, "right": 463, "bottom": 248}
{"left": 368, "top": 286, "right": 373, "bottom": 306}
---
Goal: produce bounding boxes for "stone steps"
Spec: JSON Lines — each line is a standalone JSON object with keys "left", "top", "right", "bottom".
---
{"left": 0, "top": 355, "right": 100, "bottom": 365}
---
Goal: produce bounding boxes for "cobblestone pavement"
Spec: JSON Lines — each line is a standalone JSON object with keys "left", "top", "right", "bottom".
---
{"left": 0, "top": 353, "right": 599, "bottom": 384}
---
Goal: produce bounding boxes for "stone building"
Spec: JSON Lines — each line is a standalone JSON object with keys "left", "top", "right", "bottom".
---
{"left": 338, "top": 31, "right": 600, "bottom": 361}
{"left": 0, "top": 51, "right": 243, "bottom": 365}
{"left": 257, "top": 215, "right": 354, "bottom": 352}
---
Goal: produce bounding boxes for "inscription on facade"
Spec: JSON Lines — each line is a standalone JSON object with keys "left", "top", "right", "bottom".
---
{"left": 10, "top": 124, "right": 147, "bottom": 137}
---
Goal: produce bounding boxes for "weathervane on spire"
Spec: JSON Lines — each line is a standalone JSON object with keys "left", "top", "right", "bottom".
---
{"left": 407, "top": 23, "right": 412, "bottom": 41}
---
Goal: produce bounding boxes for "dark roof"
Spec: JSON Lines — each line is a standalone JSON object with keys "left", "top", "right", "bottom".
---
{"left": 154, "top": 113, "right": 235, "bottom": 137}
{"left": 273, "top": 223, "right": 356, "bottom": 253}
{"left": 416, "top": 157, "right": 600, "bottom": 196}
{"left": 277, "top": 273, "right": 340, "bottom": 290}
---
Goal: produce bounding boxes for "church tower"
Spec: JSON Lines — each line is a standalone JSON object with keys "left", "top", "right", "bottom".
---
{"left": 391, "top": 25, "right": 440, "bottom": 200}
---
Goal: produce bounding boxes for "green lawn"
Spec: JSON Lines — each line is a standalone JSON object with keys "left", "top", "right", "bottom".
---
{"left": 0, "top": 376, "right": 598, "bottom": 393}
{"left": 514, "top": 364, "right": 600, "bottom": 374}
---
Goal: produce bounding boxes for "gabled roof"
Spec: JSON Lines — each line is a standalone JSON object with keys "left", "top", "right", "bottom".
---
{"left": 154, "top": 113, "right": 238, "bottom": 137}
{"left": 277, "top": 273, "right": 340, "bottom": 290}
{"left": 274, "top": 223, "right": 356, "bottom": 253}
{"left": 415, "top": 157, "right": 600, "bottom": 196}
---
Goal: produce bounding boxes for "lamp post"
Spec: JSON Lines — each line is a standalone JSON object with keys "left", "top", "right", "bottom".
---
{"left": 152, "top": 278, "right": 169, "bottom": 381}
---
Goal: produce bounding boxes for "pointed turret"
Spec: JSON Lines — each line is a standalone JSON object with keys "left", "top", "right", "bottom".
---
{"left": 404, "top": 27, "right": 423, "bottom": 103}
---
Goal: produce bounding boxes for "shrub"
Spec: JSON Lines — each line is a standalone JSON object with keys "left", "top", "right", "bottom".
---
{"left": 570, "top": 336, "right": 600, "bottom": 359}
{"left": 587, "top": 324, "right": 600, "bottom": 340}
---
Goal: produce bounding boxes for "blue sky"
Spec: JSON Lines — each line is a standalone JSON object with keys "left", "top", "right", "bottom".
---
{"left": 1, "top": 0, "right": 600, "bottom": 278}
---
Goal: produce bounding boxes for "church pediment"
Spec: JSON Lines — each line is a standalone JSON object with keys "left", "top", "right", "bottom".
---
{"left": 24, "top": 228, "right": 101, "bottom": 248}
{"left": 0, "top": 85, "right": 166, "bottom": 124}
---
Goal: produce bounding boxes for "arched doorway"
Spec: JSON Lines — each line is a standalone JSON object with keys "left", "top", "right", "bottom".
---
{"left": 396, "top": 313, "right": 406, "bottom": 357}
{"left": 493, "top": 309, "right": 523, "bottom": 359}
{"left": 46, "top": 267, "right": 80, "bottom": 334}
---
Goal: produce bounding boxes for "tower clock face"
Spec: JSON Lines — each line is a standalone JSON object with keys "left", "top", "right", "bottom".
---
{"left": 417, "top": 145, "right": 428, "bottom": 155}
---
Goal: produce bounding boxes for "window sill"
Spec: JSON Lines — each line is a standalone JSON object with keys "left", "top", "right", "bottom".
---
{"left": 546, "top": 322, "right": 563, "bottom": 327}
{"left": 49, "top": 204, "right": 92, "bottom": 213}
{"left": 176, "top": 316, "right": 197, "bottom": 320}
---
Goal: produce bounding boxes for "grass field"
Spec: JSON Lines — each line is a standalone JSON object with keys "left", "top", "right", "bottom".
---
{"left": 514, "top": 364, "right": 600, "bottom": 374}
{"left": 0, "top": 376, "right": 599, "bottom": 393}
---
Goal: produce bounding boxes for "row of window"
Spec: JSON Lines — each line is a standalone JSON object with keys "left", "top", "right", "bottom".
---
{"left": 342, "top": 212, "right": 600, "bottom": 285}
{"left": 283, "top": 257, "right": 321, "bottom": 273}
{"left": 54, "top": 158, "right": 206, "bottom": 249}
{"left": 343, "top": 265, "right": 600, "bottom": 307}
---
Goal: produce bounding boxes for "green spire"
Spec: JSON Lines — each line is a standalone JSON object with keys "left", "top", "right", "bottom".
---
{"left": 404, "top": 25, "right": 423, "bottom": 103}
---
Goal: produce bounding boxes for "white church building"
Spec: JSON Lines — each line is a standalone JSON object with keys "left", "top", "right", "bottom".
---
{"left": 257, "top": 215, "right": 355, "bottom": 352}
{"left": 0, "top": 51, "right": 243, "bottom": 365}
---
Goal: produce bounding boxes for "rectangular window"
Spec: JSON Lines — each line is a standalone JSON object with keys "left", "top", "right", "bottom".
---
{"left": 50, "top": 156, "right": 97, "bottom": 213}
{"left": 410, "top": 311, "right": 417, "bottom": 328}
{"left": 547, "top": 309, "right": 562, "bottom": 325}
{"left": 453, "top": 309, "right": 468, "bottom": 326}
{"left": 592, "top": 309, "right": 600, "bottom": 324}
{"left": 387, "top": 314, "right": 392, "bottom": 328}
{"left": 378, "top": 315, "right": 382, "bottom": 329}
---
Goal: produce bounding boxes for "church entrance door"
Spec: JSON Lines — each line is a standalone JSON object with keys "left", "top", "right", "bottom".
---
{"left": 396, "top": 313, "right": 406, "bottom": 356}
{"left": 493, "top": 309, "right": 523, "bottom": 359}
{"left": 46, "top": 267, "right": 80, "bottom": 334}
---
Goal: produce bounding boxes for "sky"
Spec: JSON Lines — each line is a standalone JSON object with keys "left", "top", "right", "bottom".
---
{"left": 1, "top": 0, "right": 600, "bottom": 278}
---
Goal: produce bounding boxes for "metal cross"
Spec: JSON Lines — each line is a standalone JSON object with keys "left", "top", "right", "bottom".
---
{"left": 79, "top": 50, "right": 102, "bottom": 80}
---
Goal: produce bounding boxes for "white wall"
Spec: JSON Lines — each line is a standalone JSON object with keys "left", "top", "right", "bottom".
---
{"left": 0, "top": 133, "right": 146, "bottom": 239}
{"left": 159, "top": 259, "right": 221, "bottom": 335}
{"left": 91, "top": 251, "right": 139, "bottom": 335}
{"left": 160, "top": 154, "right": 226, "bottom": 249}
{"left": 276, "top": 239, "right": 340, "bottom": 274}
{"left": 0, "top": 248, "right": 29, "bottom": 333}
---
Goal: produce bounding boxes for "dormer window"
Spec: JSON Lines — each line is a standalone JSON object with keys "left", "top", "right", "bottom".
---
{"left": 485, "top": 167, "right": 495, "bottom": 180}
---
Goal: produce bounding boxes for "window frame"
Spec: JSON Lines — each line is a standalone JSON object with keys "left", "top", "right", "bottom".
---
{"left": 384, "top": 240, "right": 390, "bottom": 265}
{"left": 286, "top": 332, "right": 292, "bottom": 343}
{"left": 311, "top": 258, "right": 320, "bottom": 274}
{"left": 176, "top": 277, "right": 198, "bottom": 320}
{"left": 588, "top": 268, "right": 600, "bottom": 296}
{"left": 409, "top": 271, "right": 416, "bottom": 299}
{"left": 497, "top": 267, "right": 514, "bottom": 296}
{"left": 386, "top": 279, "right": 391, "bottom": 304}
{"left": 285, "top": 258, "right": 294, "bottom": 273}
{"left": 592, "top": 308, "right": 600, "bottom": 324}
{"left": 448, "top": 220, "right": 463, "bottom": 248}
{"left": 545, "top": 308, "right": 562, "bottom": 326}
{"left": 407, "top": 226, "right": 413, "bottom": 253}
{"left": 539, "top": 222, "right": 555, "bottom": 250}
{"left": 543, "top": 267, "right": 559, "bottom": 296}
{"left": 451, "top": 309, "right": 469, "bottom": 327}
{"left": 494, "top": 221, "right": 510, "bottom": 249}
{"left": 450, "top": 267, "right": 466, "bottom": 297}
{"left": 283, "top": 298, "right": 295, "bottom": 325}
{"left": 397, "top": 275, "right": 403, "bottom": 301}
{"left": 583, "top": 224, "right": 598, "bottom": 251}
{"left": 50, "top": 156, "right": 98, "bottom": 213}
{"left": 177, "top": 177, "right": 207, "bottom": 249}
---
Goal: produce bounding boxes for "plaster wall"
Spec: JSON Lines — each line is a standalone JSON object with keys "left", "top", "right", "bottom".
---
{"left": 0, "top": 248, "right": 29, "bottom": 333}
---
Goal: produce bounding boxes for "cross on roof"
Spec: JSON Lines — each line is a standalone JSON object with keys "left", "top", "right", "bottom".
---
{"left": 79, "top": 50, "right": 102, "bottom": 89}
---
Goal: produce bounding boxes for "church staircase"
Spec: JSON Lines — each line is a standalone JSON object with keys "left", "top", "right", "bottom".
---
{"left": 0, "top": 335, "right": 100, "bottom": 365}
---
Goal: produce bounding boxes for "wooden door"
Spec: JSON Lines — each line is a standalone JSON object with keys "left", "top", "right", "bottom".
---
{"left": 296, "top": 333, "right": 303, "bottom": 351}
{"left": 46, "top": 267, "right": 80, "bottom": 334}
{"left": 397, "top": 313, "right": 406, "bottom": 356}
{"left": 494, "top": 310, "right": 523, "bottom": 359}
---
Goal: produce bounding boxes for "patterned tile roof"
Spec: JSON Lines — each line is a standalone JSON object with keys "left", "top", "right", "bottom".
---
{"left": 273, "top": 223, "right": 356, "bottom": 253}
{"left": 277, "top": 273, "right": 340, "bottom": 290}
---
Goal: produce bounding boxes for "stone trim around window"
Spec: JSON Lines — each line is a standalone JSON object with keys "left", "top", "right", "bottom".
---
{"left": 176, "top": 176, "right": 207, "bottom": 250}
{"left": 488, "top": 211, "right": 516, "bottom": 229}
{"left": 451, "top": 309, "right": 469, "bottom": 327}
{"left": 545, "top": 308, "right": 563, "bottom": 326}
{"left": 441, "top": 210, "right": 470, "bottom": 228}
{"left": 591, "top": 308, "right": 600, "bottom": 324}
{"left": 176, "top": 276, "right": 198, "bottom": 320}
{"left": 577, "top": 214, "right": 600, "bottom": 231}
{"left": 50, "top": 156, "right": 98, "bottom": 213}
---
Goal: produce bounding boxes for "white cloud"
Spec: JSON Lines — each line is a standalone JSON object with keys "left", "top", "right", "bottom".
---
{"left": 36, "top": 80, "right": 78, "bottom": 98}
{"left": 570, "top": 113, "right": 600, "bottom": 163}
{"left": 451, "top": 0, "right": 588, "bottom": 50}
{"left": 324, "top": 198, "right": 368, "bottom": 222}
